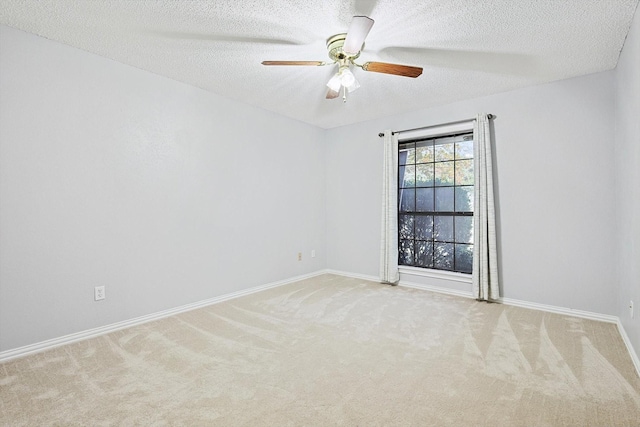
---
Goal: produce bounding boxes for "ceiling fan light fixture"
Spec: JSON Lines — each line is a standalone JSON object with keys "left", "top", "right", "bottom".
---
{"left": 326, "top": 67, "right": 360, "bottom": 93}
{"left": 340, "top": 68, "right": 356, "bottom": 87}
{"left": 326, "top": 73, "right": 342, "bottom": 92}
{"left": 345, "top": 78, "right": 360, "bottom": 93}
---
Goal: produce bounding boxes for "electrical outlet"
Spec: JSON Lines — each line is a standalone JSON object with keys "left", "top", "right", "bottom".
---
{"left": 297, "top": 252, "right": 302, "bottom": 261}
{"left": 94, "top": 286, "right": 105, "bottom": 301}
{"left": 630, "top": 300, "right": 634, "bottom": 319}
{"left": 311, "top": 249, "right": 316, "bottom": 258}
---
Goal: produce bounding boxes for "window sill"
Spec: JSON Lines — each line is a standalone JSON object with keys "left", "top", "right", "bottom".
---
{"left": 399, "top": 266, "right": 472, "bottom": 284}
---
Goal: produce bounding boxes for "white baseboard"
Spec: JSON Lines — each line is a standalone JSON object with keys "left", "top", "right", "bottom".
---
{"left": 324, "top": 269, "right": 379, "bottom": 283}
{"left": 0, "top": 270, "right": 326, "bottom": 363}
{"left": 499, "top": 297, "right": 619, "bottom": 323}
{"left": 616, "top": 319, "right": 640, "bottom": 377}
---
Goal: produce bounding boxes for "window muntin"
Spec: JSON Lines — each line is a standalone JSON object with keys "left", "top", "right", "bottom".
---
{"left": 398, "top": 132, "right": 474, "bottom": 273}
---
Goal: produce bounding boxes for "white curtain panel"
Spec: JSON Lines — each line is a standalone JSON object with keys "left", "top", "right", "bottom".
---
{"left": 473, "top": 114, "right": 500, "bottom": 301}
{"left": 380, "top": 130, "right": 400, "bottom": 285}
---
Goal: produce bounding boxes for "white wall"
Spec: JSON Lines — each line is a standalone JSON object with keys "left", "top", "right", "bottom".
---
{"left": 1, "top": 18, "right": 635, "bottom": 357}
{"left": 615, "top": 5, "right": 640, "bottom": 358}
{"left": 0, "top": 25, "right": 326, "bottom": 352}
{"left": 326, "top": 71, "right": 618, "bottom": 315}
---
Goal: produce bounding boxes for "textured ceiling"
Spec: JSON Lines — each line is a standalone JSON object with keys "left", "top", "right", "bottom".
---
{"left": 1, "top": 0, "right": 638, "bottom": 129}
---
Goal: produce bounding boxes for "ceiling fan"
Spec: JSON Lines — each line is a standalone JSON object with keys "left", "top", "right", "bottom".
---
{"left": 261, "top": 16, "right": 423, "bottom": 102}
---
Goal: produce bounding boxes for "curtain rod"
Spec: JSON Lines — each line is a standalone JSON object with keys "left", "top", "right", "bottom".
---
{"left": 377, "top": 114, "right": 495, "bottom": 138}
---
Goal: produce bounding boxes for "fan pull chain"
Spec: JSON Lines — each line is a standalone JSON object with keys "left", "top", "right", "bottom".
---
{"left": 342, "top": 86, "right": 347, "bottom": 103}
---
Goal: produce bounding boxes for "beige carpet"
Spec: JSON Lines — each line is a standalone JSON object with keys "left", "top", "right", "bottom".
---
{"left": 1, "top": 274, "right": 639, "bottom": 426}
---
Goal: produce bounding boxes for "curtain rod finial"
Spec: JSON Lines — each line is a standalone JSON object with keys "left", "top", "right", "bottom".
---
{"left": 378, "top": 132, "right": 384, "bottom": 137}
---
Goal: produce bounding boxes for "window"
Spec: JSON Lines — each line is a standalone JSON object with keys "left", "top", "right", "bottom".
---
{"left": 398, "top": 132, "right": 474, "bottom": 273}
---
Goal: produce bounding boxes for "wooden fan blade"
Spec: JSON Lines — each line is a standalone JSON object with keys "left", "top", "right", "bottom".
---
{"left": 326, "top": 88, "right": 340, "bottom": 99}
{"left": 377, "top": 46, "right": 538, "bottom": 76}
{"left": 261, "top": 61, "right": 325, "bottom": 66}
{"left": 362, "top": 62, "right": 423, "bottom": 78}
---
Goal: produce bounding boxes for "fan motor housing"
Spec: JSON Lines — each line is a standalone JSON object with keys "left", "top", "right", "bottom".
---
{"left": 326, "top": 33, "right": 362, "bottom": 61}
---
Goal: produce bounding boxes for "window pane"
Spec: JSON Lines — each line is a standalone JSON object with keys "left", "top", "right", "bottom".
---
{"left": 455, "top": 159, "right": 474, "bottom": 186}
{"left": 434, "top": 242, "right": 454, "bottom": 270}
{"left": 416, "top": 140, "right": 434, "bottom": 163}
{"left": 455, "top": 186, "right": 474, "bottom": 212}
{"left": 455, "top": 244, "right": 473, "bottom": 273}
{"left": 415, "top": 215, "right": 433, "bottom": 240}
{"left": 454, "top": 216, "right": 473, "bottom": 243}
{"left": 399, "top": 144, "right": 415, "bottom": 165}
{"left": 435, "top": 187, "right": 454, "bottom": 211}
{"left": 398, "top": 150, "right": 408, "bottom": 166}
{"left": 455, "top": 140, "right": 474, "bottom": 159}
{"left": 399, "top": 189, "right": 415, "bottom": 212}
{"left": 399, "top": 214, "right": 414, "bottom": 239}
{"left": 399, "top": 240, "right": 414, "bottom": 265}
{"left": 416, "top": 164, "right": 434, "bottom": 187}
{"left": 398, "top": 131, "right": 473, "bottom": 275}
{"left": 416, "top": 188, "right": 434, "bottom": 212}
{"left": 434, "top": 215, "right": 453, "bottom": 242}
{"left": 415, "top": 241, "right": 434, "bottom": 268}
{"left": 400, "top": 165, "right": 415, "bottom": 188}
{"left": 434, "top": 140, "right": 455, "bottom": 161}
{"left": 435, "top": 135, "right": 456, "bottom": 144}
{"left": 434, "top": 162, "right": 454, "bottom": 186}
